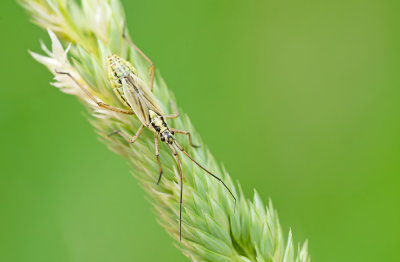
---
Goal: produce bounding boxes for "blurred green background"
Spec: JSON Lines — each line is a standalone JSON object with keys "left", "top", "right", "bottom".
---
{"left": 1, "top": 0, "right": 399, "bottom": 261}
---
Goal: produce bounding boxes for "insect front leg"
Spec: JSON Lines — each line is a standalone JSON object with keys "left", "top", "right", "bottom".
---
{"left": 154, "top": 134, "right": 164, "bottom": 184}
{"left": 55, "top": 70, "right": 134, "bottom": 115}
{"left": 122, "top": 22, "right": 154, "bottom": 92}
{"left": 170, "top": 128, "right": 199, "bottom": 148}
{"left": 108, "top": 125, "right": 145, "bottom": 143}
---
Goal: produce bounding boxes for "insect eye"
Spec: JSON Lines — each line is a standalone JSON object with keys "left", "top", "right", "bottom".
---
{"left": 170, "top": 131, "right": 174, "bottom": 135}
{"left": 161, "top": 136, "right": 165, "bottom": 142}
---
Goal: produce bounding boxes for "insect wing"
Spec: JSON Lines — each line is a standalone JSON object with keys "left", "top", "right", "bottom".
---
{"left": 122, "top": 80, "right": 148, "bottom": 125}
{"left": 133, "top": 76, "right": 164, "bottom": 115}
{"left": 122, "top": 74, "right": 164, "bottom": 126}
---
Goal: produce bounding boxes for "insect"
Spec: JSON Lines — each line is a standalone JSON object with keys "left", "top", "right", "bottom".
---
{"left": 56, "top": 27, "right": 236, "bottom": 240}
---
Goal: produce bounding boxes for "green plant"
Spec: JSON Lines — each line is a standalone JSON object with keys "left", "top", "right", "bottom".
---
{"left": 20, "top": 0, "right": 310, "bottom": 261}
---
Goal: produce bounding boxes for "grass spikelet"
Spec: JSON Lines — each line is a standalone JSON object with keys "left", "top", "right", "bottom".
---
{"left": 20, "top": 0, "right": 311, "bottom": 261}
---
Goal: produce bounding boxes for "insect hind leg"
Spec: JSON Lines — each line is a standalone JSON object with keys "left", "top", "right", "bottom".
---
{"left": 122, "top": 21, "right": 155, "bottom": 92}
{"left": 55, "top": 70, "right": 134, "bottom": 115}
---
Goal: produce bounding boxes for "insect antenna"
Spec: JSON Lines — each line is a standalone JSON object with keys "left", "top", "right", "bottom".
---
{"left": 167, "top": 144, "right": 184, "bottom": 241}
{"left": 174, "top": 140, "right": 237, "bottom": 211}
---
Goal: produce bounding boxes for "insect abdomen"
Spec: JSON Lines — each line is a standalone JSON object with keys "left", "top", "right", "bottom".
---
{"left": 112, "top": 86, "right": 131, "bottom": 109}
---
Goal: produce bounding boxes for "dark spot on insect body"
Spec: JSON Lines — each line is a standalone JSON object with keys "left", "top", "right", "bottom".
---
{"left": 170, "top": 130, "right": 174, "bottom": 135}
{"left": 154, "top": 126, "right": 161, "bottom": 132}
{"left": 163, "top": 122, "right": 167, "bottom": 127}
{"left": 161, "top": 136, "right": 165, "bottom": 142}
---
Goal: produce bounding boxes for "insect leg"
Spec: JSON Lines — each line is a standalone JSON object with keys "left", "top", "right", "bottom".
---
{"left": 154, "top": 134, "right": 164, "bottom": 184}
{"left": 170, "top": 128, "right": 199, "bottom": 148}
{"left": 55, "top": 70, "right": 134, "bottom": 115}
{"left": 108, "top": 125, "right": 145, "bottom": 143}
{"left": 164, "top": 101, "right": 179, "bottom": 119}
{"left": 174, "top": 140, "right": 236, "bottom": 210}
{"left": 122, "top": 22, "right": 154, "bottom": 92}
{"left": 168, "top": 143, "right": 184, "bottom": 241}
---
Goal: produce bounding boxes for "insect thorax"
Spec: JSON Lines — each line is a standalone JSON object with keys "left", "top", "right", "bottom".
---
{"left": 149, "top": 110, "right": 174, "bottom": 144}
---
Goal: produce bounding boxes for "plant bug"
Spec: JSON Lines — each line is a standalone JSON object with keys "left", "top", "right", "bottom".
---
{"left": 56, "top": 26, "right": 236, "bottom": 241}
